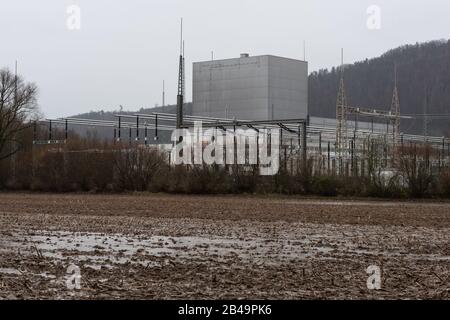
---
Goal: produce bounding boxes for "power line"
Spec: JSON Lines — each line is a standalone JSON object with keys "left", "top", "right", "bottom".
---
{"left": 404, "top": 113, "right": 450, "bottom": 118}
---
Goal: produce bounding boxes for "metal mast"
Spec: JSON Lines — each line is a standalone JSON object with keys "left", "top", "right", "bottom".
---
{"left": 176, "top": 18, "right": 185, "bottom": 129}
{"left": 390, "top": 64, "right": 401, "bottom": 147}
{"left": 336, "top": 49, "right": 347, "bottom": 158}
{"left": 162, "top": 80, "right": 165, "bottom": 109}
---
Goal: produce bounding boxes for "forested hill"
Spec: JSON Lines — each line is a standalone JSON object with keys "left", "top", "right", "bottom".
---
{"left": 308, "top": 39, "right": 450, "bottom": 136}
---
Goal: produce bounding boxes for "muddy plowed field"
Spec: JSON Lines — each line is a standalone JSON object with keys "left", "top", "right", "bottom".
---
{"left": 0, "top": 193, "right": 448, "bottom": 299}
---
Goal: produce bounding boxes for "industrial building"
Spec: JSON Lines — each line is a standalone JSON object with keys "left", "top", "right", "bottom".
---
{"left": 192, "top": 54, "right": 308, "bottom": 121}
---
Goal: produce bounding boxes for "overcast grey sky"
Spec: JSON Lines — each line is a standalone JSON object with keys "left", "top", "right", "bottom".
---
{"left": 1, "top": 0, "right": 449, "bottom": 118}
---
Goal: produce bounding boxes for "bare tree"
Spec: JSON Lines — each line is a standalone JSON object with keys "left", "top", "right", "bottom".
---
{"left": 0, "top": 68, "right": 39, "bottom": 160}
{"left": 397, "top": 144, "right": 433, "bottom": 197}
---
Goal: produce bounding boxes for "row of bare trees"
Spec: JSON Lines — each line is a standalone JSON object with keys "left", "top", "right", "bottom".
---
{"left": 1, "top": 135, "right": 449, "bottom": 198}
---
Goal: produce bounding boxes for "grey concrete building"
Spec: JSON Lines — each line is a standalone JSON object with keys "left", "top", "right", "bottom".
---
{"left": 192, "top": 54, "right": 308, "bottom": 121}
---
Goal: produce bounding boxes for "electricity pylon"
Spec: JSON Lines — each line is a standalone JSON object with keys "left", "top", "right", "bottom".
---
{"left": 390, "top": 64, "right": 401, "bottom": 147}
{"left": 336, "top": 50, "right": 348, "bottom": 158}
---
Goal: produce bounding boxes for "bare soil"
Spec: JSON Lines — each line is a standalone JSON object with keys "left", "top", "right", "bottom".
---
{"left": 0, "top": 193, "right": 448, "bottom": 300}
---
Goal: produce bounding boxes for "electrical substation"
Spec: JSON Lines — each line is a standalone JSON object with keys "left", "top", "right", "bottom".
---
{"left": 31, "top": 25, "right": 450, "bottom": 178}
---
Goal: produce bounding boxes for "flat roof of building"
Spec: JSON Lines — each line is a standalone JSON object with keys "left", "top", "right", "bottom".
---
{"left": 194, "top": 54, "right": 308, "bottom": 65}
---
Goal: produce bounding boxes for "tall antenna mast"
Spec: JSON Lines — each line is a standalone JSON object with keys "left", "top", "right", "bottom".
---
{"left": 163, "top": 80, "right": 166, "bottom": 106}
{"left": 303, "top": 40, "right": 306, "bottom": 61}
{"left": 176, "top": 18, "right": 184, "bottom": 128}
{"left": 182, "top": 40, "right": 185, "bottom": 97}
{"left": 180, "top": 18, "right": 183, "bottom": 56}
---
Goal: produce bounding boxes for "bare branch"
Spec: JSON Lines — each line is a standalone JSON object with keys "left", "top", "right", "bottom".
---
{"left": 0, "top": 67, "right": 39, "bottom": 160}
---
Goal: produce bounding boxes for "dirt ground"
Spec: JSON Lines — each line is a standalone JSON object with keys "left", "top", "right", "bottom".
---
{"left": 0, "top": 193, "right": 448, "bottom": 300}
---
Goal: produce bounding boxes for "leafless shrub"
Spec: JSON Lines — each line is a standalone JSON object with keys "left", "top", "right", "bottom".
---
{"left": 396, "top": 145, "right": 433, "bottom": 198}
{"left": 113, "top": 146, "right": 167, "bottom": 191}
{"left": 438, "top": 169, "right": 450, "bottom": 197}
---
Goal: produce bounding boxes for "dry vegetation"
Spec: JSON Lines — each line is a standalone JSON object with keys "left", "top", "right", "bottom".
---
{"left": 1, "top": 128, "right": 450, "bottom": 199}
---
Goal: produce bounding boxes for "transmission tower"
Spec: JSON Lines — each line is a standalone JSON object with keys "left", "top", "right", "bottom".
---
{"left": 336, "top": 49, "right": 347, "bottom": 157}
{"left": 390, "top": 64, "right": 401, "bottom": 147}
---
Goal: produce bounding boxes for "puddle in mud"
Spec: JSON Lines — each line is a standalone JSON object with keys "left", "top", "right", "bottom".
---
{"left": 0, "top": 267, "right": 57, "bottom": 280}
{"left": 1, "top": 230, "right": 336, "bottom": 269}
{"left": 1, "top": 229, "right": 448, "bottom": 272}
{"left": 279, "top": 200, "right": 450, "bottom": 208}
{"left": 0, "top": 268, "right": 22, "bottom": 275}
